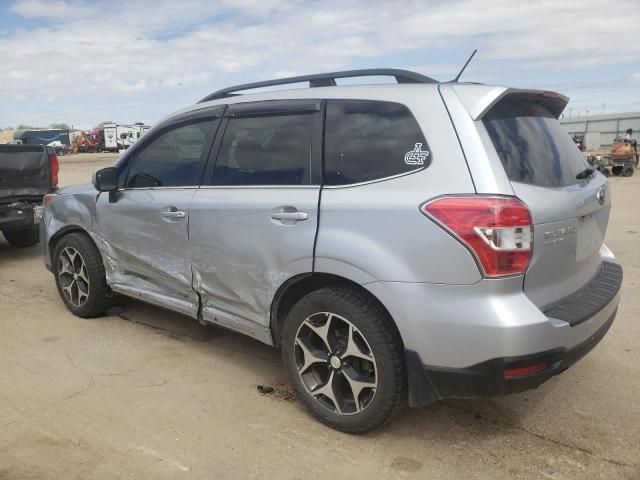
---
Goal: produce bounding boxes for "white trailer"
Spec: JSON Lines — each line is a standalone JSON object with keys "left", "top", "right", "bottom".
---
{"left": 103, "top": 123, "right": 151, "bottom": 151}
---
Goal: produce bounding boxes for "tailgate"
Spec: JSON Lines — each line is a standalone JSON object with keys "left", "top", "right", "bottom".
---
{"left": 481, "top": 92, "right": 611, "bottom": 309}
{"left": 511, "top": 178, "right": 609, "bottom": 309}
{"left": 0, "top": 145, "right": 51, "bottom": 202}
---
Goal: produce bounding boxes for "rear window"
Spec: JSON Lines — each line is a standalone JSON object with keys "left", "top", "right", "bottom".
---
{"left": 483, "top": 98, "right": 589, "bottom": 188}
{"left": 324, "top": 100, "right": 430, "bottom": 185}
{"left": 212, "top": 114, "right": 314, "bottom": 186}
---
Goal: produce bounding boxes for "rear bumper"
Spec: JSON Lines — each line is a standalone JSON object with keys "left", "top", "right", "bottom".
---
{"left": 0, "top": 202, "right": 42, "bottom": 231}
{"left": 405, "top": 306, "right": 617, "bottom": 405}
{"left": 364, "top": 254, "right": 622, "bottom": 407}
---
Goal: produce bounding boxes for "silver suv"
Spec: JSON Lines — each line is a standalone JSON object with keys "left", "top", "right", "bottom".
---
{"left": 41, "top": 69, "right": 623, "bottom": 433}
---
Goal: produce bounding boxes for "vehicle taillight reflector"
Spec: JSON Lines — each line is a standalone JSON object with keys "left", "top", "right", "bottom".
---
{"left": 49, "top": 153, "right": 59, "bottom": 186}
{"left": 503, "top": 362, "right": 548, "bottom": 379}
{"left": 422, "top": 196, "right": 532, "bottom": 277}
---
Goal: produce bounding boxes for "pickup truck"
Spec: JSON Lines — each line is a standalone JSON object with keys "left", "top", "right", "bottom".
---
{"left": 0, "top": 144, "right": 59, "bottom": 247}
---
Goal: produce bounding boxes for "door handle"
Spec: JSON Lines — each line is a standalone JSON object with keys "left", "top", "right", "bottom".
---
{"left": 271, "top": 211, "right": 308, "bottom": 221}
{"left": 161, "top": 209, "right": 186, "bottom": 219}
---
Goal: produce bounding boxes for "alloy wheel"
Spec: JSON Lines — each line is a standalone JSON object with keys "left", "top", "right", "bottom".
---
{"left": 294, "top": 312, "right": 377, "bottom": 415}
{"left": 57, "top": 246, "right": 90, "bottom": 307}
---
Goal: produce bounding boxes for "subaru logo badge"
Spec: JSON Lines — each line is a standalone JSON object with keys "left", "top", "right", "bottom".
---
{"left": 596, "top": 187, "right": 606, "bottom": 205}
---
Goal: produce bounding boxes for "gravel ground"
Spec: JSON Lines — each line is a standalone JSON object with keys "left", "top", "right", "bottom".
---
{"left": 1, "top": 153, "right": 638, "bottom": 479}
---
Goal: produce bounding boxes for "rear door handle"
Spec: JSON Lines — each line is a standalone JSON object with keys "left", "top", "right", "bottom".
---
{"left": 161, "top": 208, "right": 186, "bottom": 219}
{"left": 270, "top": 206, "right": 308, "bottom": 223}
{"left": 271, "top": 211, "right": 308, "bottom": 221}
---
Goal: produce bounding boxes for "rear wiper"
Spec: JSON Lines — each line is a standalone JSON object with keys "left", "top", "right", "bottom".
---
{"left": 576, "top": 167, "right": 595, "bottom": 180}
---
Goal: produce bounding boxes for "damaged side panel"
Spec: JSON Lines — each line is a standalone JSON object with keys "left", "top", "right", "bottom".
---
{"left": 188, "top": 187, "right": 320, "bottom": 346}
{"left": 95, "top": 188, "right": 200, "bottom": 318}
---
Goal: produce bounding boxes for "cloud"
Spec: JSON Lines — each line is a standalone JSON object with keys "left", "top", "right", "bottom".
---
{"left": 9, "top": 0, "right": 94, "bottom": 19}
{"left": 0, "top": 0, "right": 639, "bottom": 126}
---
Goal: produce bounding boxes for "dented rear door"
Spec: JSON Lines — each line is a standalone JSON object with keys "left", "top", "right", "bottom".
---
{"left": 189, "top": 100, "right": 323, "bottom": 344}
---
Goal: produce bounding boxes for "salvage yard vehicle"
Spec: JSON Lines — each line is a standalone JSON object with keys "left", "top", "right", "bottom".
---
{"left": 1, "top": 144, "right": 58, "bottom": 247}
{"left": 41, "top": 69, "right": 623, "bottom": 433}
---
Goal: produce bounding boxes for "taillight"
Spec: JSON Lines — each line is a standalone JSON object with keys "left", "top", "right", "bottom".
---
{"left": 422, "top": 196, "right": 532, "bottom": 278}
{"left": 49, "top": 152, "right": 59, "bottom": 186}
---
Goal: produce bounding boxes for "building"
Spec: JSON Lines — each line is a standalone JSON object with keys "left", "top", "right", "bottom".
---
{"left": 560, "top": 111, "right": 640, "bottom": 150}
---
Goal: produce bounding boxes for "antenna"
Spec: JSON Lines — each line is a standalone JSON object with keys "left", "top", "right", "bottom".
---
{"left": 451, "top": 49, "right": 477, "bottom": 82}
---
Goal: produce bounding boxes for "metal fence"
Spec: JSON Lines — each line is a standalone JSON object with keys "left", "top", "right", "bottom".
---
{"left": 560, "top": 112, "right": 640, "bottom": 149}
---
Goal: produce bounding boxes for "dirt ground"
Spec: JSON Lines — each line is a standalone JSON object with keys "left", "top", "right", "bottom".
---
{"left": 1, "top": 153, "right": 638, "bottom": 479}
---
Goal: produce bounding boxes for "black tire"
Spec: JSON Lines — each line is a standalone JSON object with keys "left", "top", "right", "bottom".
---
{"left": 612, "top": 166, "right": 623, "bottom": 176}
{"left": 53, "top": 232, "right": 113, "bottom": 318}
{"left": 622, "top": 166, "right": 634, "bottom": 177}
{"left": 3, "top": 227, "right": 39, "bottom": 248}
{"left": 281, "top": 285, "right": 406, "bottom": 433}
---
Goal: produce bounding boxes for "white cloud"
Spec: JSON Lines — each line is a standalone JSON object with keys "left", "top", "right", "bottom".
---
{"left": 0, "top": 0, "right": 639, "bottom": 126}
{"left": 9, "top": 0, "right": 91, "bottom": 19}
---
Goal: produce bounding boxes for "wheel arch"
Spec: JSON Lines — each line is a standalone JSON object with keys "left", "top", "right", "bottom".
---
{"left": 269, "top": 272, "right": 403, "bottom": 351}
{"left": 49, "top": 225, "right": 100, "bottom": 265}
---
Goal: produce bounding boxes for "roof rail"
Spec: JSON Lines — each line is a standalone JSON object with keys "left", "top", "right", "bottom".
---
{"left": 198, "top": 68, "right": 438, "bottom": 103}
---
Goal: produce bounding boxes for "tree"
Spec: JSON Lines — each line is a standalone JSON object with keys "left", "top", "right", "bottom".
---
{"left": 50, "top": 123, "right": 71, "bottom": 130}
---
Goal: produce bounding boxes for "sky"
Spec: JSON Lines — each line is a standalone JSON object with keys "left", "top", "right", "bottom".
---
{"left": 0, "top": 0, "right": 639, "bottom": 130}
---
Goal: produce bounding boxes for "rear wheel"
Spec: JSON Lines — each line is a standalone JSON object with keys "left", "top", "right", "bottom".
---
{"left": 612, "top": 166, "right": 623, "bottom": 176}
{"left": 281, "top": 285, "right": 406, "bottom": 433}
{"left": 3, "top": 227, "right": 39, "bottom": 248}
{"left": 53, "top": 233, "right": 113, "bottom": 317}
{"left": 622, "top": 166, "right": 634, "bottom": 177}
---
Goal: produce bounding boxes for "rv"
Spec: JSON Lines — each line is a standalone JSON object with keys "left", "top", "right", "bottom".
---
{"left": 102, "top": 123, "right": 150, "bottom": 151}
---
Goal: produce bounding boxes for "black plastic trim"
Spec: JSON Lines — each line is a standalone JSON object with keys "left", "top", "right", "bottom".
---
{"left": 544, "top": 261, "right": 622, "bottom": 326}
{"left": 225, "top": 100, "right": 322, "bottom": 118}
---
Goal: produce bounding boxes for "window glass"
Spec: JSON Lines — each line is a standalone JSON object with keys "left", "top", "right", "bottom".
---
{"left": 483, "top": 99, "right": 589, "bottom": 188}
{"left": 324, "top": 100, "right": 430, "bottom": 185}
{"left": 212, "top": 114, "right": 313, "bottom": 186}
{"left": 125, "top": 120, "right": 217, "bottom": 188}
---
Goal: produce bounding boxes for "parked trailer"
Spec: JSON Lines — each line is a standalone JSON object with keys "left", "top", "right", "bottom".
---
{"left": 13, "top": 129, "right": 70, "bottom": 146}
{"left": 103, "top": 123, "right": 150, "bottom": 151}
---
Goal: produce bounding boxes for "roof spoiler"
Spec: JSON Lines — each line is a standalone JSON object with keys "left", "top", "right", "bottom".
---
{"left": 451, "top": 85, "right": 569, "bottom": 120}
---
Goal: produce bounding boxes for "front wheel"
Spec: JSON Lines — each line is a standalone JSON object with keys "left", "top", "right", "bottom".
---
{"left": 281, "top": 285, "right": 406, "bottom": 433}
{"left": 3, "top": 227, "right": 39, "bottom": 248}
{"left": 53, "top": 233, "right": 113, "bottom": 318}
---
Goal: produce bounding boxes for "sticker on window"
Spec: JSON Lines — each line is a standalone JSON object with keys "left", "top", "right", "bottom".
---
{"left": 404, "top": 143, "right": 429, "bottom": 165}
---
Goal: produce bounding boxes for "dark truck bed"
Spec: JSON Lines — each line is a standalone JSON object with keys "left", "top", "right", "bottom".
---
{"left": 0, "top": 144, "right": 57, "bottom": 247}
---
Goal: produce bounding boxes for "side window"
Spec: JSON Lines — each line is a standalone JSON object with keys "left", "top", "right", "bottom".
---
{"left": 324, "top": 100, "right": 430, "bottom": 185}
{"left": 212, "top": 114, "right": 314, "bottom": 186}
{"left": 124, "top": 120, "right": 217, "bottom": 188}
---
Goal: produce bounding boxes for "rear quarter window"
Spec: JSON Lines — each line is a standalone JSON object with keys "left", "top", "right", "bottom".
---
{"left": 483, "top": 99, "right": 589, "bottom": 188}
{"left": 324, "top": 100, "right": 430, "bottom": 185}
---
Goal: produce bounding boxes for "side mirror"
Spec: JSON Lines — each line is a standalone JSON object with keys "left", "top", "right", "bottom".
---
{"left": 93, "top": 167, "right": 118, "bottom": 192}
